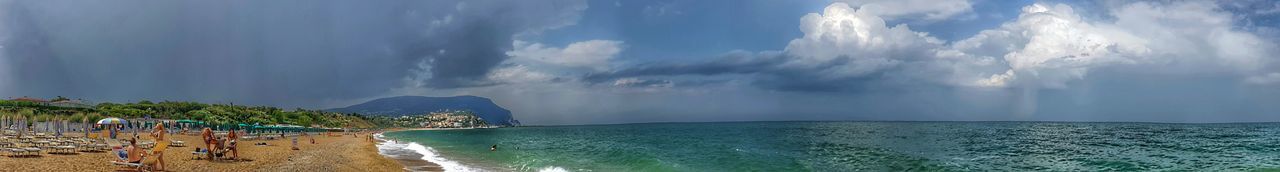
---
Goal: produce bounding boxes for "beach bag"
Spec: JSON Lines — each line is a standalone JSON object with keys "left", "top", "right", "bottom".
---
{"left": 116, "top": 149, "right": 128, "bottom": 160}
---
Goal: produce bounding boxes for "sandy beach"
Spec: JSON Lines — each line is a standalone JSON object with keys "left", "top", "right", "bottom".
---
{"left": 0, "top": 132, "right": 411, "bottom": 172}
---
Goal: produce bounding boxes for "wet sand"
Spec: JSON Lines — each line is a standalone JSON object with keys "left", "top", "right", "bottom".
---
{"left": 376, "top": 129, "right": 446, "bottom": 172}
{"left": 0, "top": 132, "right": 405, "bottom": 172}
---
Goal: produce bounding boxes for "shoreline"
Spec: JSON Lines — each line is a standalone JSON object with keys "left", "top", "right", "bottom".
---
{"left": 373, "top": 127, "right": 504, "bottom": 172}
{"left": 396, "top": 126, "right": 501, "bottom": 131}
{"left": 373, "top": 131, "right": 447, "bottom": 172}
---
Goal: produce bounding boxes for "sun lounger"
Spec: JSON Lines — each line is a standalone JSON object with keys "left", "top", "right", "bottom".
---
{"left": 112, "top": 161, "right": 144, "bottom": 171}
{"left": 50, "top": 145, "right": 76, "bottom": 154}
{"left": 4, "top": 147, "right": 38, "bottom": 157}
{"left": 169, "top": 140, "right": 185, "bottom": 147}
{"left": 112, "top": 149, "right": 153, "bottom": 171}
{"left": 191, "top": 149, "right": 207, "bottom": 160}
{"left": 95, "top": 143, "right": 110, "bottom": 152}
{"left": 23, "top": 147, "right": 41, "bottom": 155}
{"left": 6, "top": 148, "right": 24, "bottom": 157}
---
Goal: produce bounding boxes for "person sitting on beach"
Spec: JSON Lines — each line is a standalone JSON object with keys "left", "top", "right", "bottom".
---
{"left": 228, "top": 128, "right": 239, "bottom": 160}
{"left": 126, "top": 138, "right": 146, "bottom": 164}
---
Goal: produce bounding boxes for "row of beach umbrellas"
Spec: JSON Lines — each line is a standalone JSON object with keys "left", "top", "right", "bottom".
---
{"left": 2, "top": 115, "right": 106, "bottom": 137}
{"left": 4, "top": 115, "right": 334, "bottom": 137}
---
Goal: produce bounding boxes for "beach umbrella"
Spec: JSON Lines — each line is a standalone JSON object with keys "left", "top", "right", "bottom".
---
{"left": 97, "top": 117, "right": 126, "bottom": 125}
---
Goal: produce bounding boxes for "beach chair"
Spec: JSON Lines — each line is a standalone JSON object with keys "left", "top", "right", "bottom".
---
{"left": 51, "top": 145, "right": 76, "bottom": 154}
{"left": 191, "top": 148, "right": 208, "bottom": 160}
{"left": 5, "top": 148, "right": 23, "bottom": 157}
{"left": 111, "top": 149, "right": 151, "bottom": 172}
{"left": 23, "top": 147, "right": 41, "bottom": 156}
{"left": 169, "top": 140, "right": 185, "bottom": 147}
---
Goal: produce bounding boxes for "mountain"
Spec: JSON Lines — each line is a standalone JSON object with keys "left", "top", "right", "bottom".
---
{"left": 327, "top": 95, "right": 519, "bottom": 126}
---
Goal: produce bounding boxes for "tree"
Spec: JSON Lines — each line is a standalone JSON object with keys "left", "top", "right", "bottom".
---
{"left": 51, "top": 96, "right": 70, "bottom": 102}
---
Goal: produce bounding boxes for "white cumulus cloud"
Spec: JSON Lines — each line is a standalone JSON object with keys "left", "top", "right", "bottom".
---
{"left": 834, "top": 0, "right": 973, "bottom": 21}
{"left": 958, "top": 3, "right": 1150, "bottom": 88}
{"left": 487, "top": 64, "right": 557, "bottom": 84}
{"left": 952, "top": 1, "right": 1275, "bottom": 88}
{"left": 508, "top": 40, "right": 625, "bottom": 71}
{"left": 784, "top": 2, "right": 944, "bottom": 78}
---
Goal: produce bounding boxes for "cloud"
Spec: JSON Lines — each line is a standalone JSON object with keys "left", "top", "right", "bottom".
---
{"left": 584, "top": 51, "right": 783, "bottom": 82}
{"left": 590, "top": 1, "right": 1279, "bottom": 93}
{"left": 0, "top": 1, "right": 11, "bottom": 94}
{"left": 785, "top": 3, "right": 945, "bottom": 78}
{"left": 507, "top": 40, "right": 624, "bottom": 71}
{"left": 0, "top": 0, "right": 589, "bottom": 108}
{"left": 400, "top": 0, "right": 589, "bottom": 89}
{"left": 959, "top": 3, "right": 1151, "bottom": 88}
{"left": 586, "top": 3, "right": 954, "bottom": 91}
{"left": 834, "top": 0, "right": 973, "bottom": 21}
{"left": 486, "top": 64, "right": 560, "bottom": 84}
{"left": 1248, "top": 73, "right": 1280, "bottom": 85}
{"left": 642, "top": 1, "right": 683, "bottom": 17}
{"left": 612, "top": 78, "right": 673, "bottom": 88}
{"left": 961, "top": 1, "right": 1274, "bottom": 88}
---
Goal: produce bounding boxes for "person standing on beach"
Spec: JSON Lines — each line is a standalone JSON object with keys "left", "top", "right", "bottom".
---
{"left": 305, "top": 132, "right": 315, "bottom": 144}
{"left": 228, "top": 128, "right": 239, "bottom": 160}
{"left": 150, "top": 123, "right": 167, "bottom": 171}
{"left": 200, "top": 127, "right": 214, "bottom": 160}
{"left": 291, "top": 134, "right": 300, "bottom": 150}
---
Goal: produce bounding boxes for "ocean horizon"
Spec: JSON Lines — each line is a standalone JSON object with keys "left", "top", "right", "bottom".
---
{"left": 519, "top": 120, "right": 1280, "bottom": 127}
{"left": 378, "top": 121, "right": 1280, "bottom": 171}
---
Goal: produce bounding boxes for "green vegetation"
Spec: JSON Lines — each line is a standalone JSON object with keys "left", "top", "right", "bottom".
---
{"left": 0, "top": 99, "right": 382, "bottom": 129}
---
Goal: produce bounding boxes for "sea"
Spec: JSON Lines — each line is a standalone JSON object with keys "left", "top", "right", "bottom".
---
{"left": 376, "top": 121, "right": 1280, "bottom": 171}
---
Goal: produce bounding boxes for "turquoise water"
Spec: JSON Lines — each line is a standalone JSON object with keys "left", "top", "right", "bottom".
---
{"left": 379, "top": 122, "right": 1280, "bottom": 171}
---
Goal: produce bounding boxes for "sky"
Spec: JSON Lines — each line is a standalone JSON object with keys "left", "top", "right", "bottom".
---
{"left": 2, "top": 0, "right": 1280, "bottom": 125}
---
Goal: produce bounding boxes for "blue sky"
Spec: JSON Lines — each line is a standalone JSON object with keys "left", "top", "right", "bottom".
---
{"left": 2, "top": 0, "right": 1280, "bottom": 125}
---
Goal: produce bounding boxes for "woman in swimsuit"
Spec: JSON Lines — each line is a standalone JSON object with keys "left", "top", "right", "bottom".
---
{"left": 200, "top": 127, "right": 214, "bottom": 160}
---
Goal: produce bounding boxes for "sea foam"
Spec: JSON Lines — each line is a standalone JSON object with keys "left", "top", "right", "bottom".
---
{"left": 537, "top": 166, "right": 569, "bottom": 172}
{"left": 375, "top": 133, "right": 475, "bottom": 172}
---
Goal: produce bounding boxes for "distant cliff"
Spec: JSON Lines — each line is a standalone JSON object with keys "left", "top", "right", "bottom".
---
{"left": 326, "top": 96, "right": 518, "bottom": 126}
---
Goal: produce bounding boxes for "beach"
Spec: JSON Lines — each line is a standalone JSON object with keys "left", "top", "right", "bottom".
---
{"left": 0, "top": 132, "right": 409, "bottom": 172}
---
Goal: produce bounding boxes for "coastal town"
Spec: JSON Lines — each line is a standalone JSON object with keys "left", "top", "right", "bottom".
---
{"left": 389, "top": 110, "right": 491, "bottom": 128}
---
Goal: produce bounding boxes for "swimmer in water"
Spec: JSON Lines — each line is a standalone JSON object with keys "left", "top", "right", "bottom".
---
{"left": 491, "top": 144, "right": 497, "bottom": 151}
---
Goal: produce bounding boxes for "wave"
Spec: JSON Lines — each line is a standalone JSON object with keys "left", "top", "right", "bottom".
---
{"left": 537, "top": 166, "right": 569, "bottom": 172}
{"left": 375, "top": 133, "right": 475, "bottom": 172}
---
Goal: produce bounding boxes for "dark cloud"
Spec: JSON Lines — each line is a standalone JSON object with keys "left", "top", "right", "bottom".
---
{"left": 583, "top": 51, "right": 896, "bottom": 92}
{"left": 0, "top": 0, "right": 585, "bottom": 108}
{"left": 584, "top": 51, "right": 783, "bottom": 82}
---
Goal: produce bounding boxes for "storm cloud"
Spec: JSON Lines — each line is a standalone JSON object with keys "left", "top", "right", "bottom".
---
{"left": 0, "top": 0, "right": 585, "bottom": 108}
